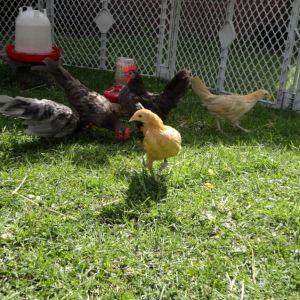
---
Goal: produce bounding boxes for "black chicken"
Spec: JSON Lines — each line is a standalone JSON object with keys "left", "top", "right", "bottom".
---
{"left": 0, "top": 95, "right": 80, "bottom": 138}
{"left": 44, "top": 58, "right": 130, "bottom": 140}
{"left": 118, "top": 69, "right": 190, "bottom": 120}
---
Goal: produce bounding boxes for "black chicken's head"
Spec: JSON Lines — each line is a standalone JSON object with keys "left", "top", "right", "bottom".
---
{"left": 174, "top": 69, "right": 192, "bottom": 80}
{"left": 126, "top": 70, "right": 147, "bottom": 95}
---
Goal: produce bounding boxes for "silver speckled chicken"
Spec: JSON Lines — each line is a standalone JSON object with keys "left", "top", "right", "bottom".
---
{"left": 0, "top": 95, "right": 79, "bottom": 137}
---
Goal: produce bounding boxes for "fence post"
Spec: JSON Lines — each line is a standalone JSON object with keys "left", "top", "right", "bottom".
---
{"left": 168, "top": 0, "right": 182, "bottom": 79}
{"left": 46, "top": 0, "right": 55, "bottom": 46}
{"left": 216, "top": 0, "right": 236, "bottom": 93}
{"left": 156, "top": 0, "right": 181, "bottom": 80}
{"left": 99, "top": 0, "right": 109, "bottom": 70}
{"left": 291, "top": 47, "right": 300, "bottom": 110}
{"left": 277, "top": 0, "right": 300, "bottom": 108}
{"left": 156, "top": 0, "right": 169, "bottom": 78}
{"left": 37, "top": 0, "right": 45, "bottom": 11}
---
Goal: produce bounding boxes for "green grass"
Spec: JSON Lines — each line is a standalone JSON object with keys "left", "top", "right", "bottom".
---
{"left": 0, "top": 64, "right": 300, "bottom": 299}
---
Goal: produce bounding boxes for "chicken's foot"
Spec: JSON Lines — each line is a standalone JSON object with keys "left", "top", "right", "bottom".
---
{"left": 234, "top": 121, "right": 250, "bottom": 133}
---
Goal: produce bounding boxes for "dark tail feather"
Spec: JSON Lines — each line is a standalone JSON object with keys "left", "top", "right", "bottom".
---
{"left": 0, "top": 95, "right": 79, "bottom": 137}
{"left": 44, "top": 58, "right": 79, "bottom": 90}
{"left": 156, "top": 70, "right": 190, "bottom": 118}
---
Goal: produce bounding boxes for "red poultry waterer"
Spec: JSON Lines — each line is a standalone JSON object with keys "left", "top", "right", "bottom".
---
{"left": 103, "top": 84, "right": 123, "bottom": 103}
{"left": 103, "top": 60, "right": 137, "bottom": 103}
{"left": 6, "top": 44, "right": 60, "bottom": 63}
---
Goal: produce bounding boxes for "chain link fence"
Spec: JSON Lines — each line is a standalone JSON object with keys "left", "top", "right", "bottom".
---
{"left": 1, "top": 0, "right": 300, "bottom": 109}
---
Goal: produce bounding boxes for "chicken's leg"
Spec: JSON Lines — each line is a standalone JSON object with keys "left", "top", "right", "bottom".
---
{"left": 216, "top": 119, "right": 224, "bottom": 133}
{"left": 146, "top": 157, "right": 155, "bottom": 176}
{"left": 234, "top": 121, "right": 250, "bottom": 133}
{"left": 142, "top": 156, "right": 147, "bottom": 169}
{"left": 159, "top": 159, "right": 168, "bottom": 173}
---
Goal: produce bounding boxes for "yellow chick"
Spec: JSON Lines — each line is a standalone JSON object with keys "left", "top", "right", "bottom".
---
{"left": 129, "top": 109, "right": 182, "bottom": 172}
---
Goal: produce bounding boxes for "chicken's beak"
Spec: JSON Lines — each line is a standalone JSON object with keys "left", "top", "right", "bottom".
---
{"left": 129, "top": 115, "right": 136, "bottom": 122}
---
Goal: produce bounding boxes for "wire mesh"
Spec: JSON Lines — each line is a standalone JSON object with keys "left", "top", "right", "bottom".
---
{"left": 52, "top": 0, "right": 103, "bottom": 69}
{"left": 176, "top": 0, "right": 227, "bottom": 88}
{"left": 52, "top": 0, "right": 162, "bottom": 74}
{"left": 225, "top": 0, "right": 294, "bottom": 97}
{"left": 106, "top": 0, "right": 162, "bottom": 75}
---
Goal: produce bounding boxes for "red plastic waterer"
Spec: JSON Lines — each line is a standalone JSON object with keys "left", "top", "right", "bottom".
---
{"left": 103, "top": 84, "right": 123, "bottom": 103}
{"left": 6, "top": 44, "right": 60, "bottom": 63}
{"left": 103, "top": 58, "right": 137, "bottom": 103}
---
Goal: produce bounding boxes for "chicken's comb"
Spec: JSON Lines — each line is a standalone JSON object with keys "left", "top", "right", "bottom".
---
{"left": 124, "top": 64, "right": 137, "bottom": 74}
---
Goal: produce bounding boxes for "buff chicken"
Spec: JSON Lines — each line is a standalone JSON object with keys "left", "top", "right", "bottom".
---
{"left": 191, "top": 77, "right": 272, "bottom": 132}
{"left": 129, "top": 108, "right": 181, "bottom": 173}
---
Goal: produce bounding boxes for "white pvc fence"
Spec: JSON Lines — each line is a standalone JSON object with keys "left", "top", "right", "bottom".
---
{"left": 1, "top": 0, "right": 300, "bottom": 110}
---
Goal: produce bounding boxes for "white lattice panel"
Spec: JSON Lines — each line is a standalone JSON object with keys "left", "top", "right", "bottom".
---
{"left": 176, "top": 0, "right": 227, "bottom": 88}
{"left": 106, "top": 0, "right": 162, "bottom": 75}
{"left": 53, "top": 0, "right": 161, "bottom": 75}
{"left": 225, "top": 0, "right": 294, "bottom": 97}
{"left": 53, "top": 0, "right": 104, "bottom": 69}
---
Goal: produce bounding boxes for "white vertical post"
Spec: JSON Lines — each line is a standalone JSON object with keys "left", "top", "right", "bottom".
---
{"left": 99, "top": 32, "right": 108, "bottom": 70}
{"left": 277, "top": 0, "right": 300, "bottom": 108}
{"left": 169, "top": 0, "right": 182, "bottom": 78}
{"left": 46, "top": 0, "right": 55, "bottom": 46}
{"left": 165, "top": 0, "right": 176, "bottom": 70}
{"left": 291, "top": 47, "right": 300, "bottom": 110}
{"left": 156, "top": 0, "right": 181, "bottom": 80}
{"left": 99, "top": 0, "right": 109, "bottom": 70}
{"left": 38, "top": 0, "right": 45, "bottom": 11}
{"left": 216, "top": 0, "right": 236, "bottom": 93}
{"left": 156, "top": 0, "right": 169, "bottom": 77}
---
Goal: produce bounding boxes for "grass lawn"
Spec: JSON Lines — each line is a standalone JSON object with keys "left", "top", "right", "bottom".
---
{"left": 0, "top": 64, "right": 299, "bottom": 299}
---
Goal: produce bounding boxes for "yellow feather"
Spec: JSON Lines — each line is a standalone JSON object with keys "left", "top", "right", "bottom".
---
{"left": 130, "top": 109, "right": 181, "bottom": 171}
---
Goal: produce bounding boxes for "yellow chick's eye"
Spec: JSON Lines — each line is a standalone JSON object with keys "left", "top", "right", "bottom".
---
{"left": 138, "top": 114, "right": 142, "bottom": 118}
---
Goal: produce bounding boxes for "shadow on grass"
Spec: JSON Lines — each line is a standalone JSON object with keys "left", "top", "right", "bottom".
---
{"left": 0, "top": 123, "right": 141, "bottom": 168}
{"left": 99, "top": 171, "right": 168, "bottom": 224}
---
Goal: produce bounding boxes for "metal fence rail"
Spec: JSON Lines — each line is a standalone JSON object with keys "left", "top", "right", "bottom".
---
{"left": 1, "top": 0, "right": 300, "bottom": 110}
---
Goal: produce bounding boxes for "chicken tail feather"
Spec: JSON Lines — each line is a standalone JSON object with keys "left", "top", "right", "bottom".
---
{"left": 44, "top": 58, "right": 79, "bottom": 90}
{"left": 156, "top": 70, "right": 190, "bottom": 118}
